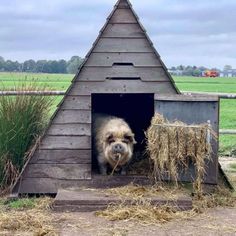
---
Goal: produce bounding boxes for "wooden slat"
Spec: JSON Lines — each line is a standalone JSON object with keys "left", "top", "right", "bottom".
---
{"left": 23, "top": 164, "right": 91, "bottom": 179}
{"left": 183, "top": 91, "right": 236, "bottom": 99}
{"left": 220, "top": 129, "right": 236, "bottom": 135}
{"left": 31, "top": 149, "right": 91, "bottom": 164}
{"left": 16, "top": 175, "right": 154, "bottom": 194}
{"left": 103, "top": 23, "right": 144, "bottom": 38}
{"left": 78, "top": 66, "right": 166, "bottom": 82}
{"left": 16, "top": 175, "right": 218, "bottom": 195}
{"left": 69, "top": 81, "right": 177, "bottom": 95}
{"left": 110, "top": 8, "right": 137, "bottom": 23}
{"left": 155, "top": 94, "right": 219, "bottom": 102}
{"left": 93, "top": 38, "right": 153, "bottom": 53}
{"left": 40, "top": 136, "right": 91, "bottom": 149}
{"left": 60, "top": 96, "right": 91, "bottom": 110}
{"left": 47, "top": 124, "right": 91, "bottom": 136}
{"left": 116, "top": 0, "right": 130, "bottom": 8}
{"left": 53, "top": 189, "right": 192, "bottom": 212}
{"left": 85, "top": 52, "right": 161, "bottom": 67}
{"left": 52, "top": 110, "right": 91, "bottom": 124}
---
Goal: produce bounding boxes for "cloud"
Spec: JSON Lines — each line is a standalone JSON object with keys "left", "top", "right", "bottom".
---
{"left": 0, "top": 0, "right": 235, "bottom": 69}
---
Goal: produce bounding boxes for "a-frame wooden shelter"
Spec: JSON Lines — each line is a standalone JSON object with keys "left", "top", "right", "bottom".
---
{"left": 12, "top": 0, "right": 220, "bottom": 195}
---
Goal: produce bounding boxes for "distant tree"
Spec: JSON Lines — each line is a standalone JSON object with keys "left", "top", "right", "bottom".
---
{"left": 192, "top": 69, "right": 201, "bottom": 77}
{"left": 12, "top": 61, "right": 21, "bottom": 72}
{"left": 177, "top": 65, "right": 184, "bottom": 71}
{"left": 50, "top": 61, "right": 60, "bottom": 73}
{"left": 183, "top": 66, "right": 193, "bottom": 76}
{"left": 4, "top": 60, "right": 20, "bottom": 72}
{"left": 58, "top": 59, "right": 67, "bottom": 73}
{"left": 42, "top": 61, "right": 53, "bottom": 73}
{"left": 35, "top": 60, "right": 47, "bottom": 73}
{"left": 0, "top": 56, "right": 4, "bottom": 71}
{"left": 224, "top": 65, "right": 232, "bottom": 71}
{"left": 198, "top": 66, "right": 208, "bottom": 72}
{"left": 66, "top": 56, "right": 83, "bottom": 74}
{"left": 23, "top": 60, "right": 36, "bottom": 72}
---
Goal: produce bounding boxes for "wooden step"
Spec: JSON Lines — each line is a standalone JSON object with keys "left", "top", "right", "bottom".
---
{"left": 52, "top": 188, "right": 193, "bottom": 212}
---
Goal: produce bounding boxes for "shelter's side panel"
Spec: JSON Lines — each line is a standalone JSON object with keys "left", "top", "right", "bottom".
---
{"left": 154, "top": 95, "right": 219, "bottom": 184}
{"left": 23, "top": 164, "right": 90, "bottom": 179}
{"left": 102, "top": 23, "right": 145, "bottom": 38}
{"left": 109, "top": 8, "right": 137, "bottom": 23}
{"left": 93, "top": 38, "right": 153, "bottom": 53}
{"left": 78, "top": 66, "right": 168, "bottom": 82}
{"left": 30, "top": 150, "right": 91, "bottom": 164}
{"left": 12, "top": 0, "right": 180, "bottom": 195}
{"left": 70, "top": 80, "right": 177, "bottom": 95}
{"left": 85, "top": 52, "right": 162, "bottom": 67}
{"left": 14, "top": 94, "right": 92, "bottom": 194}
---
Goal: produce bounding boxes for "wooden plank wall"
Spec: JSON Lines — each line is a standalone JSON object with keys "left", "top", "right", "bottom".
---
{"left": 15, "top": 0, "right": 179, "bottom": 194}
{"left": 154, "top": 97, "right": 219, "bottom": 184}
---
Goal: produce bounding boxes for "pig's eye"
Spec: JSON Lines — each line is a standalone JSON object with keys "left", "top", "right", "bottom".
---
{"left": 123, "top": 134, "right": 132, "bottom": 143}
{"left": 107, "top": 135, "right": 115, "bottom": 144}
{"left": 109, "top": 139, "right": 115, "bottom": 144}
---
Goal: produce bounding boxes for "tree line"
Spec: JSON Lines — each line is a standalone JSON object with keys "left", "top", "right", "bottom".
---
{"left": 169, "top": 65, "right": 233, "bottom": 76}
{"left": 0, "top": 55, "right": 233, "bottom": 76}
{"left": 0, "top": 56, "right": 84, "bottom": 74}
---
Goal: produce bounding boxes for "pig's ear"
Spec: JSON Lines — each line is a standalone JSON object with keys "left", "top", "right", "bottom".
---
{"left": 132, "top": 135, "right": 137, "bottom": 144}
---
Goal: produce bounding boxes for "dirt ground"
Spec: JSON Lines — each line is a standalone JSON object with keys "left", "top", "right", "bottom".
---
{"left": 1, "top": 206, "right": 236, "bottom": 236}
{"left": 54, "top": 207, "right": 236, "bottom": 236}
{"left": 1, "top": 157, "right": 236, "bottom": 236}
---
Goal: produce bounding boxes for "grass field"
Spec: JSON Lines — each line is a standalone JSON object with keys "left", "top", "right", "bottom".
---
{"left": 0, "top": 72, "right": 235, "bottom": 155}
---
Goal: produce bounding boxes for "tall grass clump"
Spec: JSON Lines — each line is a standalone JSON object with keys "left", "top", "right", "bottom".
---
{"left": 0, "top": 84, "right": 54, "bottom": 190}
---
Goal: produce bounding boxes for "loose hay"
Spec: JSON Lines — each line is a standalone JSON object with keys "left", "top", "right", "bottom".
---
{"left": 96, "top": 184, "right": 235, "bottom": 225}
{"left": 0, "top": 197, "right": 57, "bottom": 236}
{"left": 0, "top": 210, "right": 56, "bottom": 236}
{"left": 96, "top": 202, "right": 196, "bottom": 225}
{"left": 105, "top": 183, "right": 188, "bottom": 201}
{"left": 146, "top": 113, "right": 217, "bottom": 196}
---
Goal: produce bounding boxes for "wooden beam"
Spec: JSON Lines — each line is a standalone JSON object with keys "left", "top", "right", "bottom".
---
{"left": 183, "top": 91, "right": 236, "bottom": 99}
{"left": 0, "top": 91, "right": 65, "bottom": 96}
{"left": 220, "top": 129, "right": 236, "bottom": 135}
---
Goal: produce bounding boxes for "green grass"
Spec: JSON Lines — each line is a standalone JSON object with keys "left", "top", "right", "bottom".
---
{"left": 174, "top": 76, "right": 236, "bottom": 155}
{"left": 229, "top": 163, "right": 236, "bottom": 170}
{"left": 0, "top": 73, "right": 236, "bottom": 156}
{"left": 175, "top": 76, "right": 236, "bottom": 93}
{"left": 7, "top": 198, "right": 36, "bottom": 209}
{"left": 0, "top": 84, "right": 54, "bottom": 189}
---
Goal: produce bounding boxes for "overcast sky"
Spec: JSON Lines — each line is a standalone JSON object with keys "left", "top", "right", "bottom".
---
{"left": 0, "top": 0, "right": 235, "bottom": 69}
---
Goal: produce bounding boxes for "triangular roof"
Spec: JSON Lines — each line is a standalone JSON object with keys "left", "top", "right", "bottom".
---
{"left": 72, "top": 0, "right": 179, "bottom": 89}
{"left": 12, "top": 0, "right": 180, "bottom": 195}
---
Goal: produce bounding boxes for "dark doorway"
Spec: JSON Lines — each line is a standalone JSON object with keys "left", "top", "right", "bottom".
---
{"left": 91, "top": 93, "right": 154, "bottom": 174}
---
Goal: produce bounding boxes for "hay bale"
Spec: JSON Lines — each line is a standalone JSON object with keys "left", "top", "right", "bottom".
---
{"left": 146, "top": 113, "right": 217, "bottom": 195}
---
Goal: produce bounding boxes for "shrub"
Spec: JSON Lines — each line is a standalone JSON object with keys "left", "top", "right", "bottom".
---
{"left": 0, "top": 85, "right": 54, "bottom": 190}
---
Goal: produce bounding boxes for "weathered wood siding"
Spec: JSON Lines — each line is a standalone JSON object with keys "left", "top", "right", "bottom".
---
{"left": 85, "top": 52, "right": 162, "bottom": 67}
{"left": 13, "top": 0, "right": 181, "bottom": 195}
{"left": 110, "top": 8, "right": 137, "bottom": 23}
{"left": 93, "top": 38, "right": 153, "bottom": 53}
{"left": 69, "top": 81, "right": 177, "bottom": 95}
{"left": 30, "top": 150, "right": 91, "bottom": 164}
{"left": 103, "top": 23, "right": 145, "bottom": 38}
{"left": 47, "top": 124, "right": 91, "bottom": 136}
{"left": 78, "top": 66, "right": 168, "bottom": 82}
{"left": 154, "top": 95, "right": 219, "bottom": 184}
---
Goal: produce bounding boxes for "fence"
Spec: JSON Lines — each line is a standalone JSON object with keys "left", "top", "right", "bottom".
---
{"left": 0, "top": 90, "right": 235, "bottom": 135}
